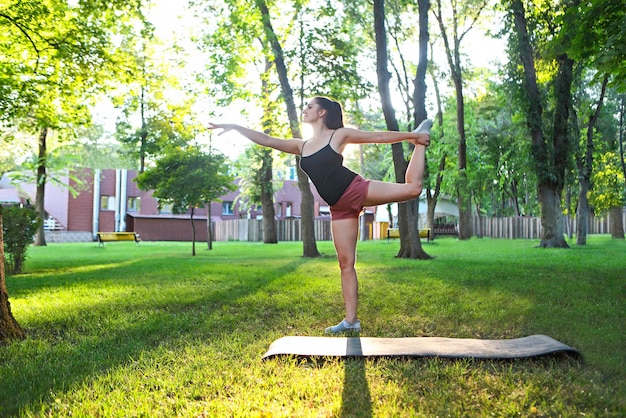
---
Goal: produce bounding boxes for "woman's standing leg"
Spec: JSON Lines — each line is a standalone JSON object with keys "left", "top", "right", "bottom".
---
{"left": 325, "top": 217, "right": 361, "bottom": 332}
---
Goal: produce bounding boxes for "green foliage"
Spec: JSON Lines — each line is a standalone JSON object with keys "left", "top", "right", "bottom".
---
{"left": 61, "top": 124, "right": 137, "bottom": 170}
{"left": 468, "top": 84, "right": 539, "bottom": 216}
{"left": 0, "top": 0, "right": 145, "bottom": 128}
{"left": 194, "top": 0, "right": 372, "bottom": 119}
{"left": 1, "top": 205, "right": 41, "bottom": 275}
{"left": 135, "top": 146, "right": 236, "bottom": 214}
{"left": 588, "top": 152, "right": 625, "bottom": 213}
{"left": 112, "top": 24, "right": 195, "bottom": 170}
{"left": 568, "top": 0, "right": 626, "bottom": 91}
{"left": 234, "top": 145, "right": 277, "bottom": 212}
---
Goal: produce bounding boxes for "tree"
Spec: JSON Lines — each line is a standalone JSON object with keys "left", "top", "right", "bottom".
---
{"left": 113, "top": 23, "right": 191, "bottom": 173}
{"left": 1, "top": 0, "right": 146, "bottom": 246}
{"left": 135, "top": 146, "right": 236, "bottom": 255}
{"left": 587, "top": 152, "right": 625, "bottom": 239}
{"left": 423, "top": 49, "right": 451, "bottom": 235}
{"left": 255, "top": 0, "right": 320, "bottom": 257}
{"left": 432, "top": 0, "right": 490, "bottom": 240}
{"left": 567, "top": 0, "right": 626, "bottom": 244}
{"left": 0, "top": 206, "right": 26, "bottom": 343}
{"left": 229, "top": 54, "right": 282, "bottom": 245}
{"left": 373, "top": 0, "right": 431, "bottom": 258}
{"left": 574, "top": 77, "right": 609, "bottom": 245}
{"left": 470, "top": 83, "right": 537, "bottom": 218}
{"left": 507, "top": 0, "right": 579, "bottom": 248}
{"left": 253, "top": 56, "right": 279, "bottom": 244}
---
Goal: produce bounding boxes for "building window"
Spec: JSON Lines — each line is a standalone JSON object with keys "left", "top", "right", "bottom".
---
{"left": 319, "top": 205, "right": 330, "bottom": 217}
{"left": 276, "top": 203, "right": 282, "bottom": 218}
{"left": 127, "top": 196, "right": 141, "bottom": 212}
{"left": 158, "top": 202, "right": 173, "bottom": 214}
{"left": 101, "top": 196, "right": 116, "bottom": 211}
{"left": 222, "top": 201, "right": 234, "bottom": 215}
{"left": 286, "top": 202, "right": 292, "bottom": 217}
{"left": 288, "top": 166, "right": 297, "bottom": 180}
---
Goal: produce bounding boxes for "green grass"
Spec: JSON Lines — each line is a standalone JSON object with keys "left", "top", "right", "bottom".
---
{"left": 1, "top": 236, "right": 624, "bottom": 417}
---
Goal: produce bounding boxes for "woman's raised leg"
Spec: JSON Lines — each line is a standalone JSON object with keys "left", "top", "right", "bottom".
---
{"left": 363, "top": 144, "right": 427, "bottom": 207}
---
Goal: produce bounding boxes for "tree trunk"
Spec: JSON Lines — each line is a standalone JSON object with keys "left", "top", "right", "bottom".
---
{"left": 260, "top": 149, "right": 278, "bottom": 244}
{"left": 259, "top": 57, "right": 278, "bottom": 245}
{"left": 190, "top": 207, "right": 196, "bottom": 256}
{"left": 207, "top": 202, "right": 213, "bottom": 250}
{"left": 576, "top": 77, "right": 609, "bottom": 245}
{"left": 255, "top": 0, "right": 319, "bottom": 257}
{"left": 34, "top": 127, "right": 48, "bottom": 246}
{"left": 537, "top": 184, "right": 569, "bottom": 248}
{"left": 426, "top": 50, "right": 446, "bottom": 238}
{"left": 575, "top": 182, "right": 590, "bottom": 245}
{"left": 512, "top": 0, "right": 569, "bottom": 248}
{"left": 433, "top": 0, "right": 475, "bottom": 240}
{"left": 609, "top": 206, "right": 625, "bottom": 239}
{"left": 0, "top": 208, "right": 26, "bottom": 343}
{"left": 540, "top": 54, "right": 573, "bottom": 249}
{"left": 618, "top": 98, "right": 626, "bottom": 239}
{"left": 375, "top": 0, "right": 430, "bottom": 259}
{"left": 140, "top": 85, "right": 147, "bottom": 173}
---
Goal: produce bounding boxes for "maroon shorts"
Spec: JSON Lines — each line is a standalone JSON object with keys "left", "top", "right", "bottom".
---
{"left": 330, "top": 175, "right": 371, "bottom": 221}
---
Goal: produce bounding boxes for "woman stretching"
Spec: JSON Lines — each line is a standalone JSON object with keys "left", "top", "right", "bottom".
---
{"left": 209, "top": 96, "right": 432, "bottom": 334}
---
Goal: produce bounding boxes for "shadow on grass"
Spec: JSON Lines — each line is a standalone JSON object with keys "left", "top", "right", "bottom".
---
{"left": 1, "top": 254, "right": 309, "bottom": 416}
{"left": 341, "top": 359, "right": 372, "bottom": 417}
{"left": 341, "top": 338, "right": 372, "bottom": 417}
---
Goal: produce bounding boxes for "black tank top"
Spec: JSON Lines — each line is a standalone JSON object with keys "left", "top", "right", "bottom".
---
{"left": 299, "top": 130, "right": 357, "bottom": 206}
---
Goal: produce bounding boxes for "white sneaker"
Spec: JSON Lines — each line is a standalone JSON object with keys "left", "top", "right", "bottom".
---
{"left": 413, "top": 119, "right": 433, "bottom": 134}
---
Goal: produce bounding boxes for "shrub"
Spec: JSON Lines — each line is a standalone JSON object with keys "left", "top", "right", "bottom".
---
{"left": 2, "top": 204, "right": 42, "bottom": 275}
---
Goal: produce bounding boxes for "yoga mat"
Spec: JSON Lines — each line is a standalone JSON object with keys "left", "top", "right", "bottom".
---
{"left": 263, "top": 334, "right": 580, "bottom": 360}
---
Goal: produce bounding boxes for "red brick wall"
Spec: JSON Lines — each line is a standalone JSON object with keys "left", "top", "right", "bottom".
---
{"left": 63, "top": 168, "right": 331, "bottom": 235}
{"left": 67, "top": 169, "right": 94, "bottom": 232}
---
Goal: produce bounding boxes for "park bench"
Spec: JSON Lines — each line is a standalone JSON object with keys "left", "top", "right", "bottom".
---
{"left": 387, "top": 228, "right": 431, "bottom": 242}
{"left": 97, "top": 232, "right": 140, "bottom": 246}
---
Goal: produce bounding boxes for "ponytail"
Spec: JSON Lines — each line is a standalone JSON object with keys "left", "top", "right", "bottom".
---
{"left": 312, "top": 96, "right": 344, "bottom": 129}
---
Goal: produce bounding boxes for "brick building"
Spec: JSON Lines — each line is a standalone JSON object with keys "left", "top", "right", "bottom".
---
{"left": 4, "top": 168, "right": 335, "bottom": 241}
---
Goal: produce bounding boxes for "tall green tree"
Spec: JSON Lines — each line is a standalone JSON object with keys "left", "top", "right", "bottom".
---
{"left": 196, "top": 0, "right": 371, "bottom": 254}
{"left": 566, "top": 0, "right": 626, "bottom": 244}
{"left": 1, "top": 0, "right": 146, "bottom": 246}
{"left": 587, "top": 151, "right": 625, "bottom": 239}
{"left": 507, "top": 0, "right": 579, "bottom": 248}
{"left": 573, "top": 76, "right": 609, "bottom": 245}
{"left": 254, "top": 0, "right": 322, "bottom": 257}
{"left": 194, "top": 1, "right": 282, "bottom": 245}
{"left": 113, "top": 23, "right": 191, "bottom": 173}
{"left": 432, "top": 0, "right": 490, "bottom": 240}
{"left": 373, "top": 0, "right": 432, "bottom": 258}
{"left": 135, "top": 146, "right": 236, "bottom": 255}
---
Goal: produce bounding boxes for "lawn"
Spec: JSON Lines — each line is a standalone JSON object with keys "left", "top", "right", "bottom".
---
{"left": 1, "top": 236, "right": 624, "bottom": 417}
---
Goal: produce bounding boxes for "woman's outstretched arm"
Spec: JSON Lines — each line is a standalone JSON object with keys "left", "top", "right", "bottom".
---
{"left": 208, "top": 123, "right": 304, "bottom": 155}
{"left": 333, "top": 127, "right": 430, "bottom": 149}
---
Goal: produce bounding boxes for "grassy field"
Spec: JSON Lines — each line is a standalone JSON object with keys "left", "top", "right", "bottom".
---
{"left": 1, "top": 236, "right": 624, "bottom": 417}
